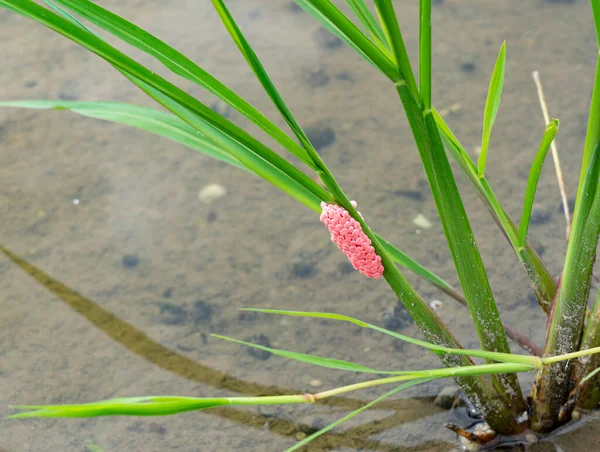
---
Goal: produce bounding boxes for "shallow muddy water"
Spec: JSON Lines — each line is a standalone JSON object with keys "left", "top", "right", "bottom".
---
{"left": 1, "top": 0, "right": 599, "bottom": 450}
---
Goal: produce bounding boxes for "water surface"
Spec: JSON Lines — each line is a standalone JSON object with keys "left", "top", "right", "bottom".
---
{"left": 0, "top": 0, "right": 598, "bottom": 450}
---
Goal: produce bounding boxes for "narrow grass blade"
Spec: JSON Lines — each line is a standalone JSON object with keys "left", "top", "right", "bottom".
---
{"left": 49, "top": 0, "right": 315, "bottom": 169}
{"left": 11, "top": 360, "right": 540, "bottom": 423}
{"left": 375, "top": 233, "right": 464, "bottom": 300}
{"left": 518, "top": 119, "right": 559, "bottom": 247}
{"left": 419, "top": 0, "right": 432, "bottom": 109}
{"left": 213, "top": 0, "right": 324, "bottom": 171}
{"left": 42, "top": 0, "right": 99, "bottom": 38}
{"left": 242, "top": 309, "right": 540, "bottom": 367}
{"left": 434, "top": 109, "right": 556, "bottom": 311}
{"left": 285, "top": 378, "right": 436, "bottom": 452}
{"left": 373, "top": 0, "right": 420, "bottom": 101}
{"left": 478, "top": 41, "right": 506, "bottom": 177}
{"left": 0, "top": 100, "right": 246, "bottom": 171}
{"left": 345, "top": 0, "right": 389, "bottom": 53}
{"left": 293, "top": 0, "right": 400, "bottom": 82}
{"left": 10, "top": 396, "right": 231, "bottom": 418}
{"left": 212, "top": 334, "right": 417, "bottom": 374}
{"left": 582, "top": 366, "right": 600, "bottom": 384}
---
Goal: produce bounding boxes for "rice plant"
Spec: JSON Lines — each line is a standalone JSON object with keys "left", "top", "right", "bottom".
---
{"left": 2, "top": 0, "right": 600, "bottom": 449}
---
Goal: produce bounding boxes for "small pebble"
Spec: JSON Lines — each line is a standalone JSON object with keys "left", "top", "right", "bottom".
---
{"left": 315, "top": 26, "right": 342, "bottom": 49}
{"left": 434, "top": 386, "right": 458, "bottom": 409}
{"left": 158, "top": 302, "right": 188, "bottom": 325}
{"left": 429, "top": 299, "right": 443, "bottom": 310}
{"left": 245, "top": 334, "right": 273, "bottom": 360}
{"left": 460, "top": 61, "right": 477, "bottom": 73}
{"left": 413, "top": 214, "right": 432, "bottom": 229}
{"left": 295, "top": 432, "right": 307, "bottom": 441}
{"left": 122, "top": 254, "right": 140, "bottom": 268}
{"left": 525, "top": 432, "right": 538, "bottom": 444}
{"left": 162, "top": 287, "right": 173, "bottom": 298}
{"left": 198, "top": 184, "right": 227, "bottom": 204}
{"left": 571, "top": 410, "right": 581, "bottom": 421}
{"left": 192, "top": 300, "right": 214, "bottom": 323}
{"left": 305, "top": 126, "right": 336, "bottom": 152}
{"left": 309, "top": 379, "right": 323, "bottom": 388}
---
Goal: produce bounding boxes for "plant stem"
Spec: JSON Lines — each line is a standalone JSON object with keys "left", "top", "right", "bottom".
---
{"left": 314, "top": 363, "right": 535, "bottom": 400}
{"left": 393, "top": 84, "right": 527, "bottom": 432}
{"left": 531, "top": 49, "right": 600, "bottom": 433}
{"left": 575, "top": 288, "right": 600, "bottom": 409}
{"left": 317, "top": 169, "right": 525, "bottom": 434}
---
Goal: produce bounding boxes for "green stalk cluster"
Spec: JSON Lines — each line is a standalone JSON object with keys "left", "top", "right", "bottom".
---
{"left": 3, "top": 0, "right": 600, "bottom": 448}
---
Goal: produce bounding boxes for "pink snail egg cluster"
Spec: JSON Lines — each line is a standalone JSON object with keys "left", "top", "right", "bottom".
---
{"left": 319, "top": 201, "right": 384, "bottom": 279}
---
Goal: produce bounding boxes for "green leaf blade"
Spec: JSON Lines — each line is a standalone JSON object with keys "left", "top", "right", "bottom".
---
{"left": 293, "top": 0, "right": 400, "bottom": 82}
{"left": 373, "top": 0, "right": 420, "bottom": 101}
{"left": 419, "top": 0, "right": 432, "bottom": 109}
{"left": 434, "top": 108, "right": 556, "bottom": 311}
{"left": 241, "top": 308, "right": 539, "bottom": 367}
{"left": 345, "top": 0, "right": 389, "bottom": 52}
{"left": 285, "top": 378, "right": 436, "bottom": 452}
{"left": 518, "top": 119, "right": 559, "bottom": 248}
{"left": 212, "top": 334, "right": 415, "bottom": 375}
{"left": 478, "top": 41, "right": 506, "bottom": 177}
{"left": 212, "top": 0, "right": 324, "bottom": 172}
{"left": 0, "top": 100, "right": 246, "bottom": 171}
{"left": 49, "top": 0, "right": 316, "bottom": 168}
{"left": 10, "top": 396, "right": 230, "bottom": 418}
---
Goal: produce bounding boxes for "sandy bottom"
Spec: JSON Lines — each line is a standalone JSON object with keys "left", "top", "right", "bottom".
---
{"left": 0, "top": 0, "right": 598, "bottom": 450}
